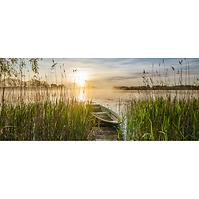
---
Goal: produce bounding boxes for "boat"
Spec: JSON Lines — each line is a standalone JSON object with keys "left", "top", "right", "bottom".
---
{"left": 90, "top": 104, "right": 120, "bottom": 126}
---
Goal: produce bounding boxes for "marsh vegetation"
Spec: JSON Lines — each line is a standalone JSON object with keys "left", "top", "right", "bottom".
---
{"left": 1, "top": 58, "right": 199, "bottom": 141}
{"left": 124, "top": 59, "right": 199, "bottom": 141}
{"left": 0, "top": 100, "right": 94, "bottom": 140}
{"left": 0, "top": 58, "right": 96, "bottom": 140}
{"left": 126, "top": 96, "right": 199, "bottom": 141}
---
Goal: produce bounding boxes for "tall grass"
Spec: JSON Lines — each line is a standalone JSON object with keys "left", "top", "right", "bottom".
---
{"left": 126, "top": 96, "right": 199, "bottom": 141}
{"left": 0, "top": 99, "right": 94, "bottom": 140}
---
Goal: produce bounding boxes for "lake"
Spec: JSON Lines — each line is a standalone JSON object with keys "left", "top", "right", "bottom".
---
{"left": 1, "top": 87, "right": 199, "bottom": 115}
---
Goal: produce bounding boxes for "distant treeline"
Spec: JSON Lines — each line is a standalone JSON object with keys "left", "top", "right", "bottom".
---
{"left": 0, "top": 78, "right": 65, "bottom": 88}
{"left": 114, "top": 85, "right": 199, "bottom": 90}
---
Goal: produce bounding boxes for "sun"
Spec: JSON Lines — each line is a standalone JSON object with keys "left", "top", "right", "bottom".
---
{"left": 75, "top": 71, "right": 88, "bottom": 87}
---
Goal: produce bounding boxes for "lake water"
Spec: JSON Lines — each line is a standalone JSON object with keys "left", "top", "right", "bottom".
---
{"left": 1, "top": 87, "right": 199, "bottom": 115}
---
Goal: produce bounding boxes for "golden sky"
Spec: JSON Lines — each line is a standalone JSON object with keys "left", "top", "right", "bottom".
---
{"left": 26, "top": 58, "right": 199, "bottom": 88}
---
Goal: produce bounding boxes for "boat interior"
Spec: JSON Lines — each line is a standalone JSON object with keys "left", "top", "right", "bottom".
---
{"left": 91, "top": 104, "right": 118, "bottom": 122}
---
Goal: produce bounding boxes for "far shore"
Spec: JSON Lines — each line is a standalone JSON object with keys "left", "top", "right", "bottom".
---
{"left": 113, "top": 85, "right": 199, "bottom": 90}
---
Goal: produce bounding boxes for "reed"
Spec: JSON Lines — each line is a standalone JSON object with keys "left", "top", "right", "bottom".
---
{"left": 0, "top": 99, "right": 94, "bottom": 140}
{"left": 126, "top": 96, "right": 199, "bottom": 141}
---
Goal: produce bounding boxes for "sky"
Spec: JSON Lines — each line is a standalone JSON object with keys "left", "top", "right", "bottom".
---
{"left": 29, "top": 58, "right": 199, "bottom": 88}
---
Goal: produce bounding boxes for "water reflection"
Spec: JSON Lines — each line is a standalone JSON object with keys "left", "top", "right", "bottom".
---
{"left": 77, "top": 88, "right": 86, "bottom": 102}
{"left": 1, "top": 88, "right": 199, "bottom": 116}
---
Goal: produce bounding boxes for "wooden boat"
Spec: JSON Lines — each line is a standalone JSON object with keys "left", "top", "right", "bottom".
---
{"left": 91, "top": 104, "right": 119, "bottom": 126}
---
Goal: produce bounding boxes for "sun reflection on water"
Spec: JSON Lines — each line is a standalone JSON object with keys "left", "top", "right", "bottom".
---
{"left": 74, "top": 71, "right": 88, "bottom": 88}
{"left": 77, "top": 88, "right": 87, "bottom": 102}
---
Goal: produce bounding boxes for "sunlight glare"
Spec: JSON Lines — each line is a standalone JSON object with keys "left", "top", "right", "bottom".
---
{"left": 75, "top": 71, "right": 88, "bottom": 87}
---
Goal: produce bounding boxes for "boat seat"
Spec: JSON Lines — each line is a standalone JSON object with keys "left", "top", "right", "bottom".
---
{"left": 92, "top": 112, "right": 108, "bottom": 115}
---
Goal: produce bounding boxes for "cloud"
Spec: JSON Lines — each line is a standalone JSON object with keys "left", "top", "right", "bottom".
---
{"left": 25, "top": 58, "right": 199, "bottom": 86}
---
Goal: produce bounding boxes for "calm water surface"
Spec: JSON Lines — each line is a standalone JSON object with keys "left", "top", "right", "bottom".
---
{"left": 1, "top": 88, "right": 199, "bottom": 115}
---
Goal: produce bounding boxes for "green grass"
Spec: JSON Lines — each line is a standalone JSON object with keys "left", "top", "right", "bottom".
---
{"left": 0, "top": 99, "right": 94, "bottom": 140}
{"left": 126, "top": 96, "right": 199, "bottom": 141}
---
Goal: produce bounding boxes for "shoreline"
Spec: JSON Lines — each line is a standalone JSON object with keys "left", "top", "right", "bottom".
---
{"left": 113, "top": 85, "right": 199, "bottom": 91}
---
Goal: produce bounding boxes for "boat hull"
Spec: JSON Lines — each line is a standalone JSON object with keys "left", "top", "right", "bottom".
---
{"left": 91, "top": 104, "right": 119, "bottom": 127}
